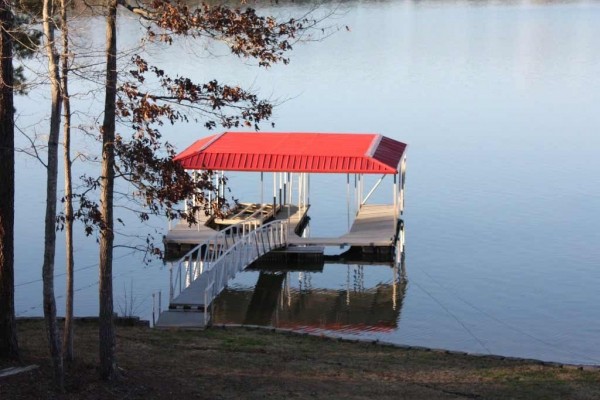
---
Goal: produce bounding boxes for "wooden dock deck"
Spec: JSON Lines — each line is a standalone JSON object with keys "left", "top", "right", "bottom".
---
{"left": 164, "top": 203, "right": 398, "bottom": 251}
{"left": 164, "top": 204, "right": 309, "bottom": 246}
{"left": 287, "top": 204, "right": 397, "bottom": 247}
{"left": 164, "top": 211, "right": 217, "bottom": 245}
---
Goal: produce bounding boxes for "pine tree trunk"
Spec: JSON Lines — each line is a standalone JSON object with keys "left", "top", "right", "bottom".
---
{"left": 0, "top": 0, "right": 19, "bottom": 361}
{"left": 42, "top": 0, "right": 64, "bottom": 389}
{"left": 98, "top": 0, "right": 118, "bottom": 381}
{"left": 60, "top": 0, "right": 74, "bottom": 363}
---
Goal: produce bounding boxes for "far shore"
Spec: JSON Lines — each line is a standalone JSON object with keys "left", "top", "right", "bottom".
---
{"left": 1, "top": 319, "right": 598, "bottom": 399}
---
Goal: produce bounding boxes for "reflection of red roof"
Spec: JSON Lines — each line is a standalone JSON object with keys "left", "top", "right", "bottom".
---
{"left": 275, "top": 322, "right": 396, "bottom": 333}
{"left": 175, "top": 132, "right": 407, "bottom": 174}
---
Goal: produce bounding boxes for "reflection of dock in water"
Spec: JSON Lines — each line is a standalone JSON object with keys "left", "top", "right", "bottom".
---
{"left": 212, "top": 263, "right": 407, "bottom": 334}
{"left": 243, "top": 273, "right": 286, "bottom": 326}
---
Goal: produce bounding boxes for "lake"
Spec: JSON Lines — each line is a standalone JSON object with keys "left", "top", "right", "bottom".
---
{"left": 13, "top": 0, "right": 600, "bottom": 365}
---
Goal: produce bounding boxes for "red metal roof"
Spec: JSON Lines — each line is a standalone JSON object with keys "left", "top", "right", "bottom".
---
{"left": 175, "top": 132, "right": 407, "bottom": 174}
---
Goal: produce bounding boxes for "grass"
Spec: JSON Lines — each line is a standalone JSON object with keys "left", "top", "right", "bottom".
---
{"left": 0, "top": 319, "right": 598, "bottom": 399}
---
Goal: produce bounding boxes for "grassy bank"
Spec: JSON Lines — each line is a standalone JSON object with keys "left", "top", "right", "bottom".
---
{"left": 1, "top": 319, "right": 599, "bottom": 399}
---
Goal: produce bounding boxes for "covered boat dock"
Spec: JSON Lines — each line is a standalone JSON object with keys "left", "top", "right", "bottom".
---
{"left": 157, "top": 131, "right": 407, "bottom": 328}
{"left": 164, "top": 131, "right": 407, "bottom": 258}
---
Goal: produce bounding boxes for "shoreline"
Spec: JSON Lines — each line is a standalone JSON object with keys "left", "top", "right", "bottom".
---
{"left": 2, "top": 319, "right": 599, "bottom": 399}
{"left": 14, "top": 316, "right": 600, "bottom": 370}
{"left": 212, "top": 323, "right": 600, "bottom": 371}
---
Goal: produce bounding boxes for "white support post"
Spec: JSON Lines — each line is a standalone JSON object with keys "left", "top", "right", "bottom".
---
{"left": 288, "top": 172, "right": 292, "bottom": 207}
{"left": 221, "top": 170, "right": 225, "bottom": 200}
{"left": 346, "top": 173, "right": 350, "bottom": 230}
{"left": 305, "top": 173, "right": 308, "bottom": 207}
{"left": 287, "top": 173, "right": 291, "bottom": 219}
{"left": 400, "top": 156, "right": 407, "bottom": 215}
{"left": 298, "top": 173, "right": 302, "bottom": 208}
{"left": 398, "top": 165, "right": 402, "bottom": 216}
{"left": 356, "top": 173, "right": 360, "bottom": 210}
{"left": 354, "top": 174, "right": 358, "bottom": 213}
{"left": 207, "top": 170, "right": 212, "bottom": 214}
{"left": 273, "top": 172, "right": 277, "bottom": 212}
{"left": 393, "top": 172, "right": 398, "bottom": 230}
{"left": 260, "top": 172, "right": 264, "bottom": 206}
{"left": 359, "top": 174, "right": 364, "bottom": 210}
{"left": 307, "top": 173, "right": 311, "bottom": 206}
{"left": 215, "top": 170, "right": 219, "bottom": 208}
{"left": 279, "top": 172, "right": 283, "bottom": 209}
{"left": 282, "top": 172, "right": 287, "bottom": 206}
{"left": 297, "top": 173, "right": 300, "bottom": 208}
{"left": 214, "top": 171, "right": 219, "bottom": 209}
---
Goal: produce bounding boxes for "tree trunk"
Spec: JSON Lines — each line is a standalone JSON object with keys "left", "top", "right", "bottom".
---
{"left": 60, "top": 0, "right": 74, "bottom": 363}
{"left": 98, "top": 0, "right": 118, "bottom": 381}
{"left": 42, "top": 0, "right": 64, "bottom": 389}
{"left": 0, "top": 0, "right": 19, "bottom": 361}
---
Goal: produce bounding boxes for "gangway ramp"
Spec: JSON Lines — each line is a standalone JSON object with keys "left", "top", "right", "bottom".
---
{"left": 156, "top": 220, "right": 289, "bottom": 328}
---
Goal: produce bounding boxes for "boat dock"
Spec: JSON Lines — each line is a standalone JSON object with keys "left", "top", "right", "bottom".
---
{"left": 157, "top": 132, "right": 407, "bottom": 328}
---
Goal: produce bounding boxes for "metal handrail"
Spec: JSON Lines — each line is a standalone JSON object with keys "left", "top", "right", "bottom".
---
{"left": 169, "top": 219, "right": 260, "bottom": 301}
{"left": 169, "top": 220, "right": 289, "bottom": 307}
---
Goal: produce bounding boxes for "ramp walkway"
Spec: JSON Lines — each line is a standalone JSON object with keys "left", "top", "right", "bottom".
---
{"left": 156, "top": 220, "right": 288, "bottom": 328}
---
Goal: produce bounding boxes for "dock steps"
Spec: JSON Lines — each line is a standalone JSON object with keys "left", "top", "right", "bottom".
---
{"left": 155, "top": 310, "right": 210, "bottom": 329}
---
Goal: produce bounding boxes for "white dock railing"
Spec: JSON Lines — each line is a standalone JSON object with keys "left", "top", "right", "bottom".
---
{"left": 169, "top": 220, "right": 289, "bottom": 310}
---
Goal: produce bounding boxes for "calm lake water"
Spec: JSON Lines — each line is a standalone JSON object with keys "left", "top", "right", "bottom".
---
{"left": 13, "top": 0, "right": 600, "bottom": 365}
